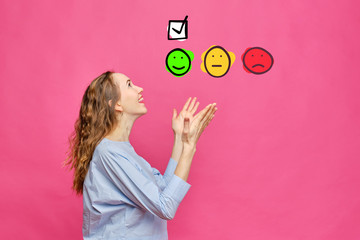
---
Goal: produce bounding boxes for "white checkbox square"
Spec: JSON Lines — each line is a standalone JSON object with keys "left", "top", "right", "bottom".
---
{"left": 168, "top": 20, "right": 188, "bottom": 40}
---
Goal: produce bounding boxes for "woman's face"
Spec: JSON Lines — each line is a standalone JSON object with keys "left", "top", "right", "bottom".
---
{"left": 112, "top": 73, "right": 147, "bottom": 117}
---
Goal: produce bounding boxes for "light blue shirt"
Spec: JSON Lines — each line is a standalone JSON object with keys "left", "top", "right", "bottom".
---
{"left": 82, "top": 137, "right": 191, "bottom": 240}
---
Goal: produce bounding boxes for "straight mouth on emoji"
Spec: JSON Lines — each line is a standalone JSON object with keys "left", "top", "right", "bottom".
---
{"left": 172, "top": 66, "right": 185, "bottom": 70}
{"left": 252, "top": 64, "right": 264, "bottom": 68}
{"left": 212, "top": 65, "right": 222, "bottom": 67}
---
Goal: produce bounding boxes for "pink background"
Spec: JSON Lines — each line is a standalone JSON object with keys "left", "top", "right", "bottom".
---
{"left": 1, "top": 0, "right": 359, "bottom": 239}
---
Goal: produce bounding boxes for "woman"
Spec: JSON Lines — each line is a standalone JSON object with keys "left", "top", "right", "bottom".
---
{"left": 64, "top": 71, "right": 217, "bottom": 239}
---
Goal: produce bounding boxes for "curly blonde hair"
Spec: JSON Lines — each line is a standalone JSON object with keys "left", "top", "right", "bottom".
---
{"left": 63, "top": 71, "right": 121, "bottom": 195}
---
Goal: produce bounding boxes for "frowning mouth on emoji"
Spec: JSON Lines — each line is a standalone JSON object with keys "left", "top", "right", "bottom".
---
{"left": 252, "top": 64, "right": 264, "bottom": 68}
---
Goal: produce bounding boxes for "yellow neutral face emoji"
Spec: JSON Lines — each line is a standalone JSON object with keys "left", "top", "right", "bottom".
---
{"left": 201, "top": 45, "right": 236, "bottom": 77}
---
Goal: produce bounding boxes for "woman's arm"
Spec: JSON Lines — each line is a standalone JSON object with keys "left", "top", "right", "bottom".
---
{"left": 174, "top": 103, "right": 216, "bottom": 182}
{"left": 150, "top": 134, "right": 185, "bottom": 189}
{"left": 99, "top": 148, "right": 191, "bottom": 220}
{"left": 170, "top": 134, "right": 183, "bottom": 163}
{"left": 171, "top": 97, "right": 198, "bottom": 162}
{"left": 174, "top": 144, "right": 196, "bottom": 182}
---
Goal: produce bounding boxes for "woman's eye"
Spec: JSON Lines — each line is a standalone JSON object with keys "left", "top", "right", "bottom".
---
{"left": 128, "top": 82, "right": 131, "bottom": 87}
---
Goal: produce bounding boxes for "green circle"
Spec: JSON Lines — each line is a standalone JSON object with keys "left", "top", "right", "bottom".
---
{"left": 166, "top": 48, "right": 192, "bottom": 77}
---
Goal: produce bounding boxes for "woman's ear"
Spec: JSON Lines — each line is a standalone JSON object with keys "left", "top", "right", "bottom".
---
{"left": 114, "top": 102, "right": 123, "bottom": 112}
{"left": 109, "top": 100, "right": 123, "bottom": 112}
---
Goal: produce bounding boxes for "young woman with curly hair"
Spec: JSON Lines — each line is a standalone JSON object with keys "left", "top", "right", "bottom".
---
{"left": 64, "top": 71, "right": 217, "bottom": 239}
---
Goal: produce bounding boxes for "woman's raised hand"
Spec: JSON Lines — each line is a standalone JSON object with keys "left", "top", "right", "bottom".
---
{"left": 182, "top": 102, "right": 217, "bottom": 147}
{"left": 172, "top": 97, "right": 199, "bottom": 136}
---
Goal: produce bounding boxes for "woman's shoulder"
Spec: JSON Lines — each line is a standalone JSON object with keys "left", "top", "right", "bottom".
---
{"left": 94, "top": 138, "right": 147, "bottom": 172}
{"left": 94, "top": 138, "right": 132, "bottom": 161}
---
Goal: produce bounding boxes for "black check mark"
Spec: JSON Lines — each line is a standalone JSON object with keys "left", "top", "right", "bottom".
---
{"left": 172, "top": 15, "right": 188, "bottom": 34}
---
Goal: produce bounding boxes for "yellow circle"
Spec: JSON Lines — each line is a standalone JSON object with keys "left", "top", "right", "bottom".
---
{"left": 204, "top": 47, "right": 230, "bottom": 77}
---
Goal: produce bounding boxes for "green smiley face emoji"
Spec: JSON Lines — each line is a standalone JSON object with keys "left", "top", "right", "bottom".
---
{"left": 166, "top": 48, "right": 194, "bottom": 77}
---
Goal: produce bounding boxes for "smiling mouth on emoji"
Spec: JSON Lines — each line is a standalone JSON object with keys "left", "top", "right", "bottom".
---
{"left": 212, "top": 65, "right": 222, "bottom": 67}
{"left": 252, "top": 64, "right": 265, "bottom": 68}
{"left": 172, "top": 66, "right": 185, "bottom": 70}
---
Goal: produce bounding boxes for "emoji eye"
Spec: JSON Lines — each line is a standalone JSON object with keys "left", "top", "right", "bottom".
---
{"left": 173, "top": 57, "right": 176, "bottom": 59}
{"left": 252, "top": 55, "right": 254, "bottom": 57}
{"left": 261, "top": 55, "right": 263, "bottom": 57}
{"left": 181, "top": 57, "right": 183, "bottom": 59}
{"left": 220, "top": 55, "right": 222, "bottom": 57}
{"left": 212, "top": 55, "right": 214, "bottom": 57}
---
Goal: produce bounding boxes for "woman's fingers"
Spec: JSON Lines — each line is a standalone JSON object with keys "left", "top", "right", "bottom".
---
{"left": 186, "top": 103, "right": 217, "bottom": 145}
{"left": 182, "top": 98, "right": 211, "bottom": 120}
{"left": 194, "top": 106, "right": 214, "bottom": 144}
{"left": 200, "top": 105, "right": 217, "bottom": 132}
{"left": 182, "top": 97, "right": 192, "bottom": 112}
{"left": 200, "top": 104, "right": 215, "bottom": 126}
{"left": 194, "top": 103, "right": 213, "bottom": 121}
{"left": 191, "top": 104, "right": 215, "bottom": 138}
{"left": 172, "top": 108, "right": 177, "bottom": 119}
{"left": 188, "top": 97, "right": 197, "bottom": 111}
{"left": 190, "top": 101, "right": 200, "bottom": 115}
{"left": 205, "top": 108, "right": 216, "bottom": 127}
{"left": 204, "top": 104, "right": 216, "bottom": 121}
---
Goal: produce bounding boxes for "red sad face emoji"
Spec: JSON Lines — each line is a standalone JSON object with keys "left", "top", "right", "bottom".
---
{"left": 242, "top": 47, "right": 274, "bottom": 74}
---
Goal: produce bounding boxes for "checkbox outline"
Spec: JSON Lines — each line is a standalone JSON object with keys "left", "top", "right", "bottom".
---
{"left": 167, "top": 19, "right": 188, "bottom": 40}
